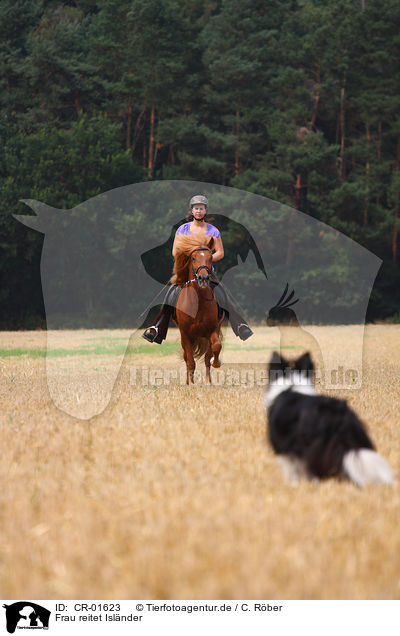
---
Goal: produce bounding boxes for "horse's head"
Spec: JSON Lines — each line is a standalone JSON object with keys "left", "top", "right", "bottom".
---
{"left": 171, "top": 234, "right": 215, "bottom": 287}
{"left": 190, "top": 246, "right": 213, "bottom": 288}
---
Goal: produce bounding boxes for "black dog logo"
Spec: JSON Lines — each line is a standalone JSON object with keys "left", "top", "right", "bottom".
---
{"left": 3, "top": 602, "right": 50, "bottom": 633}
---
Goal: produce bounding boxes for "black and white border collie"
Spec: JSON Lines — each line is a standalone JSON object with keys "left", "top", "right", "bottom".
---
{"left": 265, "top": 351, "right": 393, "bottom": 487}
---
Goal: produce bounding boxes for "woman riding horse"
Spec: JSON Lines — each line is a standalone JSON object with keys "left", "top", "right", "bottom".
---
{"left": 142, "top": 195, "right": 253, "bottom": 343}
{"left": 172, "top": 233, "right": 223, "bottom": 384}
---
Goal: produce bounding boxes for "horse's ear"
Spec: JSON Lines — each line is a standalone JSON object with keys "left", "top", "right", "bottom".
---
{"left": 207, "top": 236, "right": 215, "bottom": 250}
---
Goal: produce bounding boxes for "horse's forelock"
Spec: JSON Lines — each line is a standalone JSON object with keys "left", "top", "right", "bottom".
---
{"left": 174, "top": 234, "right": 214, "bottom": 256}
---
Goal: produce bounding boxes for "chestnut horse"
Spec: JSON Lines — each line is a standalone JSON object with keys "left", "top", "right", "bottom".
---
{"left": 171, "top": 234, "right": 223, "bottom": 385}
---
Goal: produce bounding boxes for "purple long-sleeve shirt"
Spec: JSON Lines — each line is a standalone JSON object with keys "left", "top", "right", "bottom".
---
{"left": 175, "top": 222, "right": 221, "bottom": 239}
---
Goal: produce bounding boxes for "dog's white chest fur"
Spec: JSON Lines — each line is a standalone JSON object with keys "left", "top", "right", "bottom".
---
{"left": 265, "top": 371, "right": 315, "bottom": 408}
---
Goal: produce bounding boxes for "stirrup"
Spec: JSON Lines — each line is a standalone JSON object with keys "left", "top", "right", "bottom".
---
{"left": 142, "top": 326, "right": 159, "bottom": 343}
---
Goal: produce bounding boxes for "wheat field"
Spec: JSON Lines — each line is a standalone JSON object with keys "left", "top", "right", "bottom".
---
{"left": 0, "top": 325, "right": 399, "bottom": 600}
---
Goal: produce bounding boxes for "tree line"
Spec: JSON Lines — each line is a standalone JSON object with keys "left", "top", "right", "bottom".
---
{"left": 1, "top": 0, "right": 399, "bottom": 327}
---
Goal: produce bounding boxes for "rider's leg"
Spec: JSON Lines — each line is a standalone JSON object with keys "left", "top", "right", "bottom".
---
{"left": 142, "top": 285, "right": 180, "bottom": 344}
{"left": 211, "top": 279, "right": 253, "bottom": 341}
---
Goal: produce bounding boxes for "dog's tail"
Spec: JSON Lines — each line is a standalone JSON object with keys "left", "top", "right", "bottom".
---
{"left": 343, "top": 449, "right": 393, "bottom": 487}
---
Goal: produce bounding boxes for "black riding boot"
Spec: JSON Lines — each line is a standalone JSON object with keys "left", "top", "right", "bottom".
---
{"left": 212, "top": 281, "right": 253, "bottom": 341}
{"left": 142, "top": 285, "right": 180, "bottom": 344}
{"left": 142, "top": 307, "right": 172, "bottom": 344}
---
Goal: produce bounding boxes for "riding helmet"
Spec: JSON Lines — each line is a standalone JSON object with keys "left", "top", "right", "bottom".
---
{"left": 190, "top": 195, "right": 208, "bottom": 208}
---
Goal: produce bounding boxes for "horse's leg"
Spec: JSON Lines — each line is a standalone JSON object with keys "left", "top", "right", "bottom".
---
{"left": 210, "top": 330, "right": 222, "bottom": 368}
{"left": 181, "top": 333, "right": 195, "bottom": 385}
{"left": 204, "top": 342, "right": 212, "bottom": 384}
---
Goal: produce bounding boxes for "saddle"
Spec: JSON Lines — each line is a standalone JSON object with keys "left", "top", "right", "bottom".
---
{"left": 167, "top": 280, "right": 226, "bottom": 321}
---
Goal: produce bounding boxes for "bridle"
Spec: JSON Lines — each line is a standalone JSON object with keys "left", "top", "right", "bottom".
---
{"left": 183, "top": 246, "right": 213, "bottom": 288}
{"left": 191, "top": 246, "right": 213, "bottom": 279}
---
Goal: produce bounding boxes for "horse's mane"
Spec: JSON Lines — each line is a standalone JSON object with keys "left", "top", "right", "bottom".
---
{"left": 170, "top": 234, "right": 215, "bottom": 286}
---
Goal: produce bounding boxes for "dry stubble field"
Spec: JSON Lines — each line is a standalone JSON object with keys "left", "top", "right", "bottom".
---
{"left": 0, "top": 325, "right": 399, "bottom": 600}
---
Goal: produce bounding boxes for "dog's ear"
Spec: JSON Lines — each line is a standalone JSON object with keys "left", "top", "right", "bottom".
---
{"left": 268, "top": 351, "right": 288, "bottom": 384}
{"left": 295, "top": 352, "right": 314, "bottom": 371}
{"left": 269, "top": 351, "right": 287, "bottom": 368}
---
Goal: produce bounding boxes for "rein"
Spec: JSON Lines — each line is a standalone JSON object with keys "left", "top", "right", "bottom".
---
{"left": 182, "top": 277, "right": 215, "bottom": 301}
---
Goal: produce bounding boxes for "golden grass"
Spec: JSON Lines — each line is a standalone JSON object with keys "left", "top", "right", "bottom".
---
{"left": 0, "top": 325, "right": 399, "bottom": 599}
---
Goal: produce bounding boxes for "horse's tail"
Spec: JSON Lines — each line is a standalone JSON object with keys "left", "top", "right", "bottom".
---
{"left": 192, "top": 337, "right": 210, "bottom": 360}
